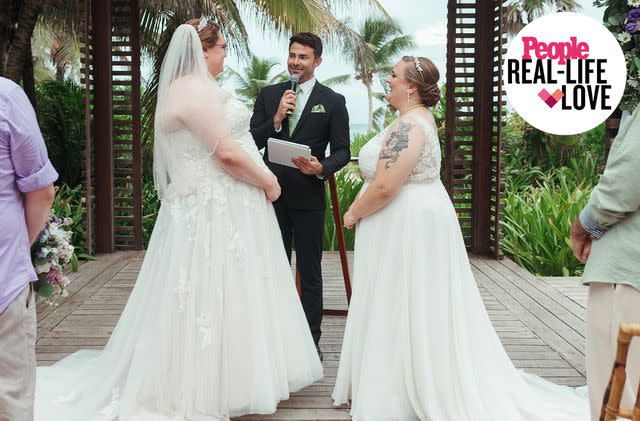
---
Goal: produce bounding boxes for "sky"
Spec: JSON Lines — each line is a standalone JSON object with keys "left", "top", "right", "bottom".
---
{"left": 216, "top": 0, "right": 605, "bottom": 129}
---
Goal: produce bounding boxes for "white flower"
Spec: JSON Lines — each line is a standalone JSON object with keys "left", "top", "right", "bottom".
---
{"left": 618, "top": 32, "right": 632, "bottom": 44}
{"left": 629, "top": 0, "right": 640, "bottom": 7}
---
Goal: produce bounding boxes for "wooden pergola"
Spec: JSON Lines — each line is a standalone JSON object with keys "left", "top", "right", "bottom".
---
{"left": 79, "top": 0, "right": 507, "bottom": 258}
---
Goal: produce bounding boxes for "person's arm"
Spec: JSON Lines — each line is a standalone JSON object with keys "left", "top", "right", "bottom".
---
{"left": 24, "top": 185, "right": 55, "bottom": 244}
{"left": 570, "top": 107, "right": 640, "bottom": 262}
{"left": 250, "top": 86, "right": 295, "bottom": 150}
{"left": 178, "top": 79, "right": 280, "bottom": 201}
{"left": 6, "top": 82, "right": 59, "bottom": 243}
{"left": 320, "top": 94, "right": 351, "bottom": 179}
{"left": 581, "top": 108, "right": 640, "bottom": 231}
{"left": 344, "top": 117, "right": 425, "bottom": 227}
{"left": 291, "top": 94, "right": 351, "bottom": 178}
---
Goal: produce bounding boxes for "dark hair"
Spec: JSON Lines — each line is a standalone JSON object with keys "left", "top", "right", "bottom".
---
{"left": 289, "top": 32, "right": 323, "bottom": 58}
{"left": 401, "top": 56, "right": 441, "bottom": 107}
{"left": 185, "top": 17, "right": 221, "bottom": 50}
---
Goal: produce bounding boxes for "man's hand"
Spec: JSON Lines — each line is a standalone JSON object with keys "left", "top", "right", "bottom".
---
{"left": 274, "top": 89, "right": 296, "bottom": 129}
{"left": 291, "top": 155, "right": 323, "bottom": 176}
{"left": 570, "top": 217, "right": 593, "bottom": 263}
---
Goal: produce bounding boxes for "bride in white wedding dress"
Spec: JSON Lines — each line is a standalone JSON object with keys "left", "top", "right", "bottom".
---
{"left": 35, "top": 19, "right": 322, "bottom": 421}
{"left": 331, "top": 56, "right": 589, "bottom": 420}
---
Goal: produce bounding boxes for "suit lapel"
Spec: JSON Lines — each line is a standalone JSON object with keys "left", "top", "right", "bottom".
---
{"left": 291, "top": 83, "right": 325, "bottom": 139}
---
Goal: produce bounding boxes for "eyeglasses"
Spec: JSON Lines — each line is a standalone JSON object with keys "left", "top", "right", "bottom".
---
{"left": 215, "top": 43, "right": 228, "bottom": 52}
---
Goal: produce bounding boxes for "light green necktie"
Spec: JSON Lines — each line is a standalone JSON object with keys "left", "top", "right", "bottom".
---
{"left": 288, "top": 85, "right": 303, "bottom": 136}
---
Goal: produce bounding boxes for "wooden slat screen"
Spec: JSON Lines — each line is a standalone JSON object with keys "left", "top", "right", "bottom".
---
{"left": 445, "top": 0, "right": 506, "bottom": 257}
{"left": 110, "top": 0, "right": 143, "bottom": 250}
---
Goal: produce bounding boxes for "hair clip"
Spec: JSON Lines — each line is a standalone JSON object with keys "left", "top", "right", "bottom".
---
{"left": 413, "top": 56, "right": 424, "bottom": 75}
{"left": 197, "top": 16, "right": 208, "bottom": 32}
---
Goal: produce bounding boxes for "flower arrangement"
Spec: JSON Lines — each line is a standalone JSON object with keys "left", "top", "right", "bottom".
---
{"left": 595, "top": 0, "right": 640, "bottom": 112}
{"left": 32, "top": 212, "right": 79, "bottom": 305}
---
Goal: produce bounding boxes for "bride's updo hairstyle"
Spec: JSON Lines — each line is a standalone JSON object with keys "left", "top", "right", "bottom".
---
{"left": 185, "top": 17, "right": 221, "bottom": 50}
{"left": 401, "top": 56, "right": 441, "bottom": 107}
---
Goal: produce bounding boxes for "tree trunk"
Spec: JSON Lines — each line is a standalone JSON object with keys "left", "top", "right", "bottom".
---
{"left": 0, "top": 0, "right": 13, "bottom": 73}
{"left": 3, "top": 0, "right": 43, "bottom": 82}
{"left": 21, "top": 41, "right": 37, "bottom": 111}
{"left": 366, "top": 80, "right": 373, "bottom": 133}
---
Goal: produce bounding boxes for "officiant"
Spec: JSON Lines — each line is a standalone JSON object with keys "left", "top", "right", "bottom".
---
{"left": 250, "top": 32, "right": 350, "bottom": 361}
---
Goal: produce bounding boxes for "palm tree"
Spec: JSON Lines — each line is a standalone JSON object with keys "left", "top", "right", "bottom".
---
{"left": 350, "top": 17, "right": 413, "bottom": 132}
{"left": 227, "top": 56, "right": 353, "bottom": 108}
{"left": 139, "top": 0, "right": 389, "bottom": 150}
{"left": 3, "top": 0, "right": 389, "bottom": 107}
{"left": 503, "top": 0, "right": 581, "bottom": 36}
{"left": 226, "top": 56, "right": 289, "bottom": 107}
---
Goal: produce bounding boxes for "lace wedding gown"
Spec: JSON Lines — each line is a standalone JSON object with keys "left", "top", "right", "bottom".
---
{"left": 35, "top": 94, "right": 323, "bottom": 420}
{"left": 332, "top": 112, "right": 588, "bottom": 420}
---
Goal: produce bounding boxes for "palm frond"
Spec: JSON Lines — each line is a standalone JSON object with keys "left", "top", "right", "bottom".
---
{"left": 321, "top": 74, "right": 351, "bottom": 87}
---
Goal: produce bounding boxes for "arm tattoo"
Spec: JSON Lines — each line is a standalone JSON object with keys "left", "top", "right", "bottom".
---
{"left": 379, "top": 121, "right": 412, "bottom": 169}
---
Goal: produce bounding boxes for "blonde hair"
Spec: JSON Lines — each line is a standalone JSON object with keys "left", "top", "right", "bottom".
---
{"left": 185, "top": 17, "right": 221, "bottom": 50}
{"left": 401, "top": 56, "right": 441, "bottom": 107}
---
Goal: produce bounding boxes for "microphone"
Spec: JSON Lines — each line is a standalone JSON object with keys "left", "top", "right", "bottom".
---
{"left": 286, "top": 74, "right": 300, "bottom": 116}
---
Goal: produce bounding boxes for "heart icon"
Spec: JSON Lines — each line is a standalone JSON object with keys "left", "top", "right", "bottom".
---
{"left": 538, "top": 88, "right": 564, "bottom": 108}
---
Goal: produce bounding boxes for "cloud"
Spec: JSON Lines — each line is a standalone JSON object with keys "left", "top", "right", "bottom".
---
{"left": 414, "top": 23, "right": 447, "bottom": 47}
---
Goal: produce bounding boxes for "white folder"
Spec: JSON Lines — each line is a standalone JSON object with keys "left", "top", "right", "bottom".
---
{"left": 267, "top": 137, "right": 311, "bottom": 168}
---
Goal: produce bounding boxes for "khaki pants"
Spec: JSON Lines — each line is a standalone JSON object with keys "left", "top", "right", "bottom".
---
{"left": 0, "top": 284, "right": 36, "bottom": 421}
{"left": 586, "top": 283, "right": 640, "bottom": 421}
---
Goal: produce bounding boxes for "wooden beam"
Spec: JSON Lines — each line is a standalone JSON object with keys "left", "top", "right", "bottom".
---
{"left": 471, "top": 0, "right": 495, "bottom": 255}
{"left": 444, "top": 0, "right": 457, "bottom": 201}
{"left": 92, "top": 0, "right": 114, "bottom": 253}
{"left": 130, "top": 0, "right": 143, "bottom": 250}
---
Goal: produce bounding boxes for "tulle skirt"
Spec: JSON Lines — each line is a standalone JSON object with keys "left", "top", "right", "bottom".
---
{"left": 35, "top": 180, "right": 323, "bottom": 420}
{"left": 332, "top": 180, "right": 588, "bottom": 420}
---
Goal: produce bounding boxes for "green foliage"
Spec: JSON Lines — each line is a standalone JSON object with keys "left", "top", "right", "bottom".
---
{"left": 350, "top": 130, "right": 378, "bottom": 157}
{"left": 500, "top": 115, "right": 608, "bottom": 276}
{"left": 502, "top": 173, "right": 592, "bottom": 277}
{"left": 227, "top": 56, "right": 288, "bottom": 107}
{"left": 36, "top": 80, "right": 84, "bottom": 186}
{"left": 142, "top": 181, "right": 161, "bottom": 247}
{"left": 51, "top": 184, "right": 91, "bottom": 259}
{"left": 323, "top": 167, "right": 364, "bottom": 251}
{"left": 596, "top": 0, "right": 640, "bottom": 112}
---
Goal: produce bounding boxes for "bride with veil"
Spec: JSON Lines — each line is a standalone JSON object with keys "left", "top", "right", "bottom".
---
{"left": 35, "top": 19, "right": 322, "bottom": 421}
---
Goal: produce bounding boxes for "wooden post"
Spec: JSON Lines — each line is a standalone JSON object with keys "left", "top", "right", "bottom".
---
{"left": 470, "top": 0, "right": 494, "bottom": 255}
{"left": 81, "top": 0, "right": 93, "bottom": 254}
{"left": 328, "top": 175, "right": 352, "bottom": 307}
{"left": 296, "top": 174, "right": 352, "bottom": 316}
{"left": 130, "top": 0, "right": 143, "bottom": 250}
{"left": 92, "top": 0, "right": 114, "bottom": 253}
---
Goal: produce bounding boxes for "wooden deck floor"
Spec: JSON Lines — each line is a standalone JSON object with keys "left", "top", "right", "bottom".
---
{"left": 36, "top": 251, "right": 588, "bottom": 420}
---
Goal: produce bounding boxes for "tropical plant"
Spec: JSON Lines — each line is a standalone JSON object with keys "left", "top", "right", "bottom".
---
{"left": 503, "top": 0, "right": 582, "bottom": 36}
{"left": 595, "top": 0, "right": 640, "bottom": 112}
{"left": 51, "top": 183, "right": 91, "bottom": 259}
{"left": 142, "top": 181, "right": 161, "bottom": 247}
{"left": 226, "top": 56, "right": 289, "bottom": 107}
{"left": 31, "top": 15, "right": 81, "bottom": 82}
{"left": 350, "top": 130, "right": 379, "bottom": 157}
{"left": 350, "top": 17, "right": 414, "bottom": 132}
{"left": 502, "top": 172, "right": 592, "bottom": 276}
{"left": 323, "top": 166, "right": 364, "bottom": 251}
{"left": 36, "top": 79, "right": 84, "bottom": 186}
{"left": 140, "top": 0, "right": 388, "bottom": 171}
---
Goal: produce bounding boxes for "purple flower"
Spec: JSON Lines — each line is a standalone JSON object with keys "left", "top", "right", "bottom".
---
{"left": 629, "top": 9, "right": 640, "bottom": 22}
{"left": 625, "top": 22, "right": 638, "bottom": 34}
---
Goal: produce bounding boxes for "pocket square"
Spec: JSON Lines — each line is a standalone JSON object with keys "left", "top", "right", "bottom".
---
{"left": 310, "top": 104, "right": 326, "bottom": 113}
